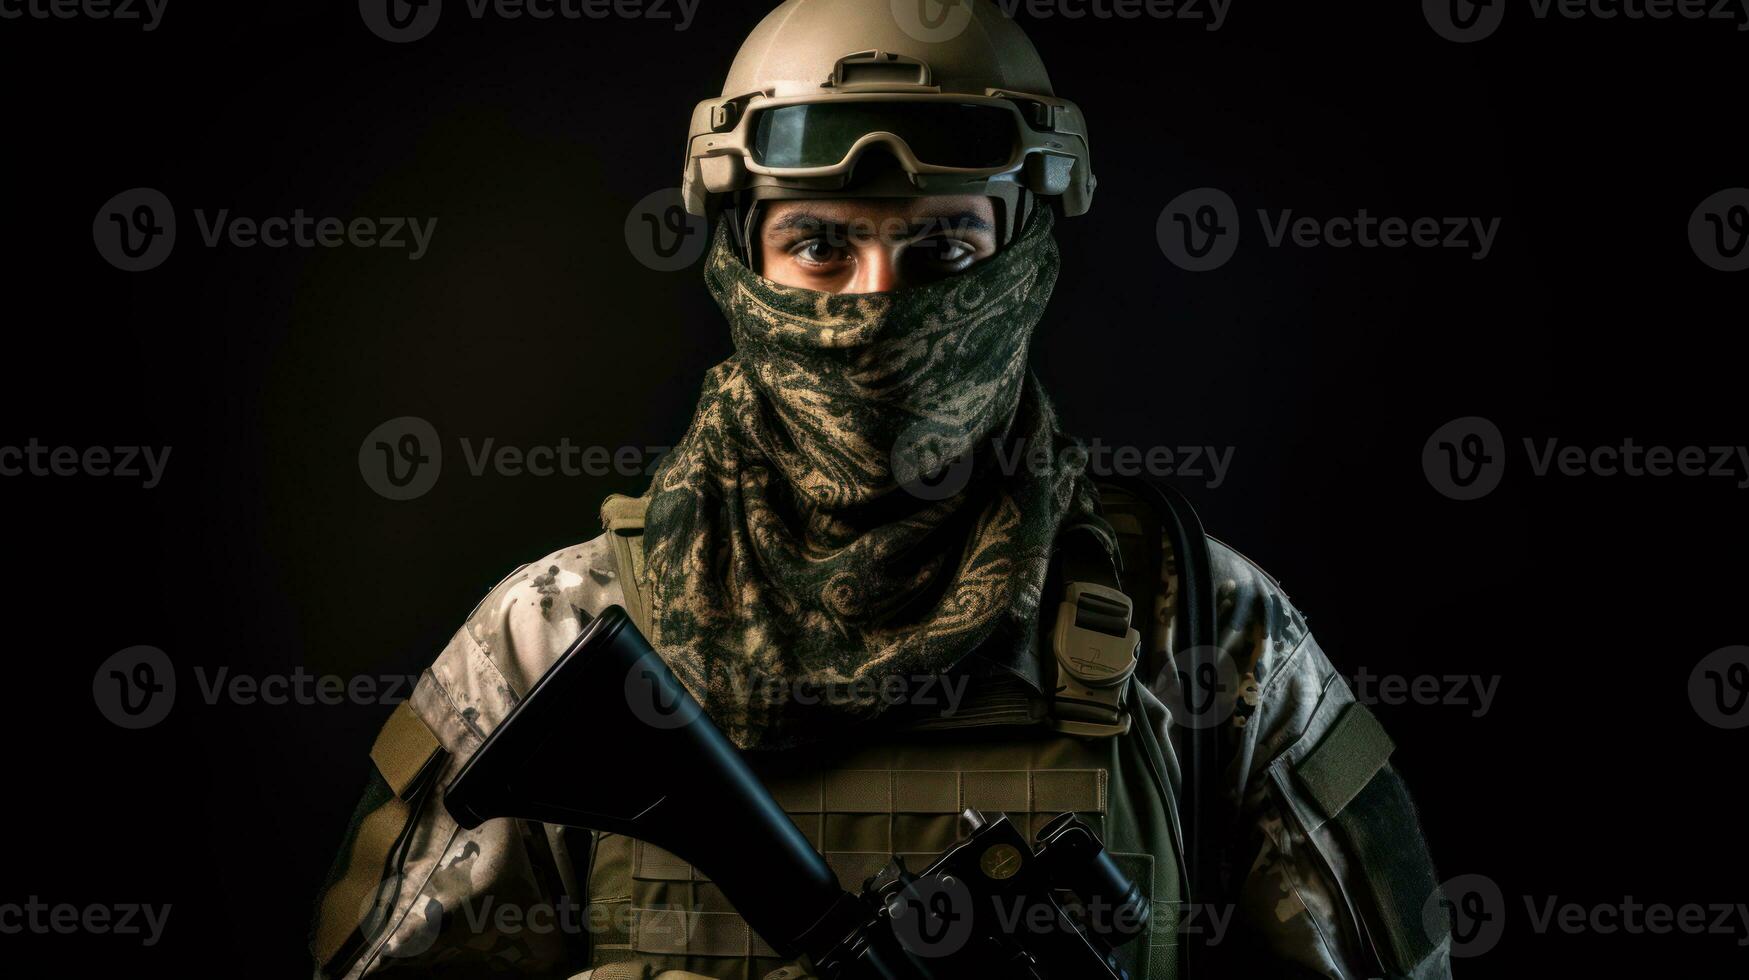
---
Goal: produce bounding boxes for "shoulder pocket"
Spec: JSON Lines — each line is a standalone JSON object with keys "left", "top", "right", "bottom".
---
{"left": 311, "top": 702, "right": 448, "bottom": 976}
{"left": 1274, "top": 701, "right": 1448, "bottom": 977}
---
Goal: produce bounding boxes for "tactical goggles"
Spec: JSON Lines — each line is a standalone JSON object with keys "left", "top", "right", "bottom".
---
{"left": 752, "top": 99, "right": 1020, "bottom": 172}
{"left": 691, "top": 93, "right": 1082, "bottom": 180}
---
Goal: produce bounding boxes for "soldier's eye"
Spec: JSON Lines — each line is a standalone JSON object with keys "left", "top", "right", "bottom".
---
{"left": 910, "top": 237, "right": 975, "bottom": 268}
{"left": 792, "top": 238, "right": 848, "bottom": 267}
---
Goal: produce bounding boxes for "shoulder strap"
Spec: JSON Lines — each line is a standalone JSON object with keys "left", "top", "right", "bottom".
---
{"left": 1147, "top": 484, "right": 1215, "bottom": 664}
{"left": 1132, "top": 480, "right": 1221, "bottom": 902}
{"left": 1070, "top": 477, "right": 1222, "bottom": 919}
{"left": 1103, "top": 477, "right": 1224, "bottom": 978}
{"left": 600, "top": 494, "right": 652, "bottom": 633}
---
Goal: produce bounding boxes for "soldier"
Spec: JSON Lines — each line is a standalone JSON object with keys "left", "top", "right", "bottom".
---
{"left": 311, "top": 2, "right": 1451, "bottom": 978}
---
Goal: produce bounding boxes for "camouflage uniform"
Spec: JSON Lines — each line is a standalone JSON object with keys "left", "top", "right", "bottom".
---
{"left": 315, "top": 526, "right": 1451, "bottom": 979}
{"left": 312, "top": 3, "right": 1450, "bottom": 974}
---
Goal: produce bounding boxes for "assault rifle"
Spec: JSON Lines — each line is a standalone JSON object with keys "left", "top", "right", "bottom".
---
{"left": 444, "top": 606, "right": 1149, "bottom": 979}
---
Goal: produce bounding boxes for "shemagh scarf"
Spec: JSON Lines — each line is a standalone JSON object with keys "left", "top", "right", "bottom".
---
{"left": 632, "top": 206, "right": 1110, "bottom": 749}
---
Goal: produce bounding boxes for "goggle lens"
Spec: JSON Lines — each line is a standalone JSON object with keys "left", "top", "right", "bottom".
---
{"left": 750, "top": 102, "right": 1019, "bottom": 170}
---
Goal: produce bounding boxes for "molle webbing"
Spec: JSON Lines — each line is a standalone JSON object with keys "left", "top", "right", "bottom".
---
{"left": 584, "top": 730, "right": 1164, "bottom": 978}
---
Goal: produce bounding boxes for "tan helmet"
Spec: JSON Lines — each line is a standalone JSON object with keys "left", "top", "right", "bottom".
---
{"left": 681, "top": 0, "right": 1095, "bottom": 254}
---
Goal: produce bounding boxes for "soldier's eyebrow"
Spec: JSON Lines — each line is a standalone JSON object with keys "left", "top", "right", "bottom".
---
{"left": 762, "top": 209, "right": 994, "bottom": 241}
{"left": 764, "top": 212, "right": 842, "bottom": 237}
{"left": 769, "top": 210, "right": 993, "bottom": 232}
{"left": 912, "top": 211, "right": 992, "bottom": 235}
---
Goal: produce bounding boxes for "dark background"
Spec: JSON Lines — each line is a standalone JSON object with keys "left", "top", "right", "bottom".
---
{"left": 2, "top": 0, "right": 1743, "bottom": 974}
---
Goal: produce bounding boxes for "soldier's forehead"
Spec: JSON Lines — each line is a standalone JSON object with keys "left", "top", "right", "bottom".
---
{"left": 762, "top": 196, "right": 995, "bottom": 226}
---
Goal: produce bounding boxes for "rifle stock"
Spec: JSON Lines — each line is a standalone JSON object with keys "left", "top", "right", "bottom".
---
{"left": 444, "top": 606, "right": 860, "bottom": 962}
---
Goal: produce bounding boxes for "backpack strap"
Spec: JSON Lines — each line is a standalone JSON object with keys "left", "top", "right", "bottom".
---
{"left": 1134, "top": 480, "right": 1221, "bottom": 907}
{"left": 600, "top": 494, "right": 652, "bottom": 633}
{"left": 1097, "top": 476, "right": 1223, "bottom": 977}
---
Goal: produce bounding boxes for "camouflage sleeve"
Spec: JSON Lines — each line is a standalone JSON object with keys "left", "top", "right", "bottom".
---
{"left": 1208, "top": 540, "right": 1452, "bottom": 980}
{"left": 319, "top": 535, "right": 626, "bottom": 979}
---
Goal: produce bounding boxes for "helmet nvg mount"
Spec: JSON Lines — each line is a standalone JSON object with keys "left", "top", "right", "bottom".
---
{"left": 682, "top": 0, "right": 1094, "bottom": 258}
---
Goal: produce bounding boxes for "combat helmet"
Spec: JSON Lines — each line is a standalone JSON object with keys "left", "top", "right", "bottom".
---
{"left": 680, "top": 0, "right": 1095, "bottom": 258}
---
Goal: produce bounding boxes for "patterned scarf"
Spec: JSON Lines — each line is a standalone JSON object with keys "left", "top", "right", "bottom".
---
{"left": 632, "top": 207, "right": 1109, "bottom": 749}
